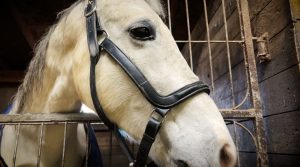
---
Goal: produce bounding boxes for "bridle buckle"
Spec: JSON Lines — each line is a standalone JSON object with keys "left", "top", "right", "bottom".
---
{"left": 150, "top": 108, "right": 169, "bottom": 125}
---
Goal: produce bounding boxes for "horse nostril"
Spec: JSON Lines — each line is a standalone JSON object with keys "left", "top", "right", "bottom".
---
{"left": 175, "top": 160, "right": 189, "bottom": 167}
{"left": 220, "top": 144, "right": 235, "bottom": 167}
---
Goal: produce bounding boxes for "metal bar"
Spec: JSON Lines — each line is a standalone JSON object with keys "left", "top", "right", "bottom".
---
{"left": 175, "top": 40, "right": 244, "bottom": 43}
{"left": 37, "top": 123, "right": 44, "bottom": 167}
{"left": 203, "top": 0, "right": 215, "bottom": 92}
{"left": 85, "top": 124, "right": 89, "bottom": 167}
{"left": 239, "top": 0, "right": 268, "bottom": 166}
{"left": 221, "top": 0, "right": 235, "bottom": 107}
{"left": 167, "top": 0, "right": 172, "bottom": 31}
{"left": 12, "top": 124, "right": 21, "bottom": 167}
{"left": 0, "top": 113, "right": 100, "bottom": 123}
{"left": 220, "top": 109, "right": 257, "bottom": 118}
{"left": 61, "top": 122, "right": 68, "bottom": 167}
{"left": 0, "top": 122, "right": 97, "bottom": 126}
{"left": 233, "top": 0, "right": 252, "bottom": 110}
{"left": 184, "top": 0, "right": 193, "bottom": 70}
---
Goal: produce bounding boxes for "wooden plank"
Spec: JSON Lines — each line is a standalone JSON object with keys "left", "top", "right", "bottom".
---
{"left": 201, "top": 26, "right": 299, "bottom": 112}
{"left": 188, "top": 0, "right": 293, "bottom": 82}
{"left": 95, "top": 131, "right": 131, "bottom": 167}
{"left": 238, "top": 152, "right": 300, "bottom": 167}
{"left": 252, "top": 0, "right": 292, "bottom": 38}
{"left": 259, "top": 66, "right": 300, "bottom": 116}
{"left": 237, "top": 152, "right": 257, "bottom": 167}
{"left": 193, "top": 0, "right": 295, "bottom": 83}
{"left": 268, "top": 154, "right": 300, "bottom": 167}
{"left": 227, "top": 110, "right": 300, "bottom": 154}
{"left": 209, "top": 62, "right": 298, "bottom": 115}
{"left": 247, "top": 0, "right": 272, "bottom": 19}
{"left": 211, "top": 61, "right": 249, "bottom": 109}
{"left": 264, "top": 111, "right": 300, "bottom": 154}
{"left": 196, "top": 24, "right": 297, "bottom": 90}
{"left": 215, "top": 26, "right": 299, "bottom": 110}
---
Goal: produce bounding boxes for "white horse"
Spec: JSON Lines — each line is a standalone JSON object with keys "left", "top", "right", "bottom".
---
{"left": 1, "top": 0, "right": 236, "bottom": 166}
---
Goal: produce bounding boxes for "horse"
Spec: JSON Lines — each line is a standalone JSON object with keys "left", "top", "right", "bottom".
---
{"left": 1, "top": 0, "right": 237, "bottom": 166}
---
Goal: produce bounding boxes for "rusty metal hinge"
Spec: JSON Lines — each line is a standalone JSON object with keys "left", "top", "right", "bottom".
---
{"left": 253, "top": 32, "right": 271, "bottom": 63}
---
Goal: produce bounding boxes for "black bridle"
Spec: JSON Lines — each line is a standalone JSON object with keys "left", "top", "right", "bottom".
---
{"left": 85, "top": 0, "right": 210, "bottom": 166}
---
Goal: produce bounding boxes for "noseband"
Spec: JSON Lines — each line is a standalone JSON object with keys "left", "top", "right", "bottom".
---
{"left": 85, "top": 0, "right": 210, "bottom": 166}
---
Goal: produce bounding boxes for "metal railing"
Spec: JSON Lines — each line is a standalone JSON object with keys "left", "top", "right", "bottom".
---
{"left": 0, "top": 0, "right": 269, "bottom": 167}
{"left": 166, "top": 0, "right": 268, "bottom": 166}
{"left": 0, "top": 113, "right": 106, "bottom": 167}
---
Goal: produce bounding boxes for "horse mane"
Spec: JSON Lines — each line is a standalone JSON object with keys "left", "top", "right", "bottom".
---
{"left": 13, "top": 1, "right": 82, "bottom": 113}
{"left": 12, "top": 0, "right": 165, "bottom": 113}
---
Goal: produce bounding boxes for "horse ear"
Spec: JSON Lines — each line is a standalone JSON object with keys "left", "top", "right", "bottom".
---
{"left": 145, "top": 0, "right": 166, "bottom": 20}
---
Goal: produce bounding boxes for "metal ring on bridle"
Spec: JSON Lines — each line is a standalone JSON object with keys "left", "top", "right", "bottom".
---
{"left": 84, "top": 1, "right": 97, "bottom": 17}
{"left": 150, "top": 108, "right": 167, "bottom": 125}
{"left": 98, "top": 30, "right": 109, "bottom": 45}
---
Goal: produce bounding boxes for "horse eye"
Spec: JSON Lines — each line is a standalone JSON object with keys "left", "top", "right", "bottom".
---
{"left": 129, "top": 26, "right": 155, "bottom": 41}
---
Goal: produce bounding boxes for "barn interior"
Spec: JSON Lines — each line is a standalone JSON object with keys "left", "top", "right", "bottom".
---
{"left": 0, "top": 0, "right": 300, "bottom": 166}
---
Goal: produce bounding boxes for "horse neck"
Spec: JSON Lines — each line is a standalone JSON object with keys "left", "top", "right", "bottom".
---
{"left": 12, "top": 4, "right": 84, "bottom": 114}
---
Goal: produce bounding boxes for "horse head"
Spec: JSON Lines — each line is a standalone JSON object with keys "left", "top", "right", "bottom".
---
{"left": 72, "top": 0, "right": 237, "bottom": 166}
{"left": 5, "top": 0, "right": 237, "bottom": 166}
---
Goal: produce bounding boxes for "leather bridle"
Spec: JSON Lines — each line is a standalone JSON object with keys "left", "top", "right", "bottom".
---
{"left": 85, "top": 0, "right": 210, "bottom": 166}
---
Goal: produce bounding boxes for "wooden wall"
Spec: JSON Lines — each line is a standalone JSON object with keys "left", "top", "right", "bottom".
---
{"left": 1, "top": 0, "right": 299, "bottom": 166}
{"left": 181, "top": 0, "right": 300, "bottom": 166}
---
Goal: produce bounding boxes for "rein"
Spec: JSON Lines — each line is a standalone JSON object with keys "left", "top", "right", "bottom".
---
{"left": 85, "top": 0, "right": 210, "bottom": 166}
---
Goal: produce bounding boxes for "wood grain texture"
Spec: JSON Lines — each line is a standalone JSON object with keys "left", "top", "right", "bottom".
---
{"left": 259, "top": 66, "right": 300, "bottom": 116}
{"left": 226, "top": 110, "right": 300, "bottom": 154}
{"left": 252, "top": 0, "right": 292, "bottom": 38}
{"left": 238, "top": 152, "right": 300, "bottom": 167}
{"left": 257, "top": 25, "right": 298, "bottom": 82}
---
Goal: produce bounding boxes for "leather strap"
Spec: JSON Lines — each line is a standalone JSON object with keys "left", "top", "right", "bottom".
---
{"left": 86, "top": 0, "right": 114, "bottom": 129}
{"left": 100, "top": 38, "right": 210, "bottom": 109}
{"left": 85, "top": 1, "right": 210, "bottom": 166}
{"left": 134, "top": 108, "right": 169, "bottom": 167}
